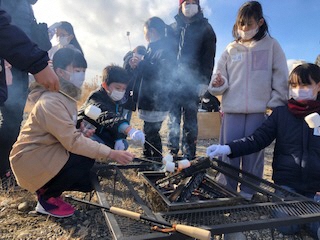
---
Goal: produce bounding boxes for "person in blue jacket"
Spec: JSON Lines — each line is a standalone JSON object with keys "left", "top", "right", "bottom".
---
{"left": 0, "top": 7, "right": 59, "bottom": 189}
{"left": 207, "top": 63, "right": 320, "bottom": 238}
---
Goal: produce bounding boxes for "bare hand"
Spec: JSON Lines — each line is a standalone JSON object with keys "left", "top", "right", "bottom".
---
{"left": 211, "top": 72, "right": 224, "bottom": 88}
{"left": 80, "top": 121, "right": 96, "bottom": 138}
{"left": 108, "top": 150, "right": 134, "bottom": 165}
{"left": 33, "top": 65, "right": 60, "bottom": 91}
{"left": 129, "top": 56, "right": 141, "bottom": 69}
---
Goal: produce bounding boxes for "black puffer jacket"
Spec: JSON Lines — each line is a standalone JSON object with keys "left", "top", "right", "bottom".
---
{"left": 137, "top": 37, "right": 176, "bottom": 112}
{"left": 0, "top": 8, "right": 49, "bottom": 105}
{"left": 172, "top": 11, "right": 216, "bottom": 87}
{"left": 228, "top": 105, "right": 320, "bottom": 193}
{"left": 78, "top": 87, "right": 129, "bottom": 142}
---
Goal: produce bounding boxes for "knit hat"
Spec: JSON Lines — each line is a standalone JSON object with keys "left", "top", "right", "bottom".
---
{"left": 179, "top": 0, "right": 199, "bottom": 6}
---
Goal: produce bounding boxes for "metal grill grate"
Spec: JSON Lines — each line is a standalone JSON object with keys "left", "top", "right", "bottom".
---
{"left": 159, "top": 200, "right": 320, "bottom": 234}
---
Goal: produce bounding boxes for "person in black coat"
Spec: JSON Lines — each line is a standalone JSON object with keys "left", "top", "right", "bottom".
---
{"left": 168, "top": 0, "right": 216, "bottom": 160}
{"left": 122, "top": 45, "right": 147, "bottom": 123}
{"left": 78, "top": 65, "right": 145, "bottom": 150}
{"left": 0, "top": 7, "right": 59, "bottom": 189}
{"left": 207, "top": 63, "right": 320, "bottom": 238}
{"left": 131, "top": 16, "right": 176, "bottom": 160}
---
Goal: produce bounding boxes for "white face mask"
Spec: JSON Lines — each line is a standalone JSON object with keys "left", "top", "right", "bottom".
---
{"left": 238, "top": 27, "right": 259, "bottom": 40}
{"left": 290, "top": 87, "right": 316, "bottom": 101}
{"left": 58, "top": 36, "right": 70, "bottom": 46}
{"left": 63, "top": 70, "right": 85, "bottom": 88}
{"left": 182, "top": 4, "right": 198, "bottom": 18}
{"left": 110, "top": 90, "right": 125, "bottom": 101}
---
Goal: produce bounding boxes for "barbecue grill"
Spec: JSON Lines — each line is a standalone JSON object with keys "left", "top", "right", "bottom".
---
{"left": 72, "top": 157, "right": 320, "bottom": 240}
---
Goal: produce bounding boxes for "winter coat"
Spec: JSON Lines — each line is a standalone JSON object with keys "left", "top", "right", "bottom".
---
{"left": 228, "top": 105, "right": 320, "bottom": 193}
{"left": 208, "top": 35, "right": 288, "bottom": 113}
{"left": 137, "top": 37, "right": 176, "bottom": 112}
{"left": 1, "top": 0, "right": 36, "bottom": 38}
{"left": 10, "top": 80, "right": 112, "bottom": 193}
{"left": 78, "top": 87, "right": 129, "bottom": 142}
{"left": 172, "top": 11, "right": 216, "bottom": 88}
{"left": 0, "top": 8, "right": 49, "bottom": 105}
{"left": 122, "top": 51, "right": 143, "bottom": 111}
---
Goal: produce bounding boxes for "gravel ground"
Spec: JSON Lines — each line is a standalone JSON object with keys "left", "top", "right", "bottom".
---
{"left": 0, "top": 113, "right": 316, "bottom": 240}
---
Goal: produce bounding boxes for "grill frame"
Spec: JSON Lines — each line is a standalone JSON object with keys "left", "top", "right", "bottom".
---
{"left": 89, "top": 159, "right": 320, "bottom": 239}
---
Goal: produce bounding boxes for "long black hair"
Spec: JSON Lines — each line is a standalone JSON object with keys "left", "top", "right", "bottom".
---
{"left": 58, "top": 21, "right": 84, "bottom": 55}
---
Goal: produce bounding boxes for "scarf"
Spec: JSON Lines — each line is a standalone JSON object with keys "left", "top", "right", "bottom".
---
{"left": 288, "top": 98, "right": 320, "bottom": 118}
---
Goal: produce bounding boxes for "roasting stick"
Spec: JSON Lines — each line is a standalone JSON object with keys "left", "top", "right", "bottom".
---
{"left": 65, "top": 195, "right": 211, "bottom": 240}
{"left": 145, "top": 139, "right": 163, "bottom": 156}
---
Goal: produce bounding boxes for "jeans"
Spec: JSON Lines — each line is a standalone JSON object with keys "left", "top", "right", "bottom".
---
{"left": 167, "top": 92, "right": 198, "bottom": 160}
{"left": 143, "top": 121, "right": 163, "bottom": 160}
{"left": 0, "top": 69, "right": 28, "bottom": 176}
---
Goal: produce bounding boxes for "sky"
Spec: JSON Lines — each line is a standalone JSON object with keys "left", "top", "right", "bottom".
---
{"left": 32, "top": 0, "right": 320, "bottom": 83}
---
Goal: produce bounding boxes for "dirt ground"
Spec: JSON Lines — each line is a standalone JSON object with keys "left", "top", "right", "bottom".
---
{"left": 0, "top": 113, "right": 312, "bottom": 240}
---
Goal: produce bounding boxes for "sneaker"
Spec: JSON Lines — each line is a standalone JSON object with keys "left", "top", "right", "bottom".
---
{"left": 35, "top": 196, "right": 75, "bottom": 218}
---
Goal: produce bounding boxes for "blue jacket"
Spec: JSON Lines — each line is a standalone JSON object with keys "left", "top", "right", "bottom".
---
{"left": 228, "top": 105, "right": 320, "bottom": 193}
{"left": 0, "top": 7, "right": 49, "bottom": 104}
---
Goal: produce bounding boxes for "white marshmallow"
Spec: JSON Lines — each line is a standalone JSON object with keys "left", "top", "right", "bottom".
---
{"left": 85, "top": 105, "right": 101, "bottom": 121}
{"left": 165, "top": 161, "right": 175, "bottom": 173}
{"left": 162, "top": 154, "right": 173, "bottom": 164}
{"left": 305, "top": 113, "right": 320, "bottom": 128}
{"left": 178, "top": 159, "right": 191, "bottom": 169}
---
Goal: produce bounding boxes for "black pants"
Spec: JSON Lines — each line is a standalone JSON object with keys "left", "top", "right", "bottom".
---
{"left": 0, "top": 68, "right": 28, "bottom": 176}
{"left": 143, "top": 121, "right": 163, "bottom": 160}
{"left": 167, "top": 92, "right": 198, "bottom": 160}
{"left": 40, "top": 153, "right": 95, "bottom": 199}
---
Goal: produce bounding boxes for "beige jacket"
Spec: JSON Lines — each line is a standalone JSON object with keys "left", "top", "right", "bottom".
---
{"left": 10, "top": 81, "right": 111, "bottom": 193}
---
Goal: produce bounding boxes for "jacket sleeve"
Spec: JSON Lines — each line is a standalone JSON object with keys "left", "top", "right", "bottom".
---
{"left": 0, "top": 8, "right": 49, "bottom": 74}
{"left": 39, "top": 96, "right": 111, "bottom": 159}
{"left": 267, "top": 39, "right": 289, "bottom": 109}
{"left": 208, "top": 49, "right": 229, "bottom": 95}
{"left": 228, "top": 109, "right": 278, "bottom": 158}
{"left": 199, "top": 23, "right": 216, "bottom": 85}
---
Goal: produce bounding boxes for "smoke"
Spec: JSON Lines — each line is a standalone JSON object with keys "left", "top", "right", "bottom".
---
{"left": 33, "top": 0, "right": 212, "bottom": 83}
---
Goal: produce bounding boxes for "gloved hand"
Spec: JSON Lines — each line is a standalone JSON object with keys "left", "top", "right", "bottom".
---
{"left": 114, "top": 139, "right": 128, "bottom": 150}
{"left": 198, "top": 84, "right": 208, "bottom": 97}
{"left": 206, "top": 144, "right": 231, "bottom": 159}
{"left": 128, "top": 128, "right": 145, "bottom": 146}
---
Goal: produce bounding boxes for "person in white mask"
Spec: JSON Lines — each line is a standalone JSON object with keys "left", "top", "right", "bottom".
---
{"left": 207, "top": 63, "right": 320, "bottom": 238}
{"left": 78, "top": 64, "right": 145, "bottom": 152}
{"left": 48, "top": 21, "right": 84, "bottom": 60}
{"left": 167, "top": 0, "right": 216, "bottom": 161}
{"left": 208, "top": 1, "right": 288, "bottom": 201}
{"left": 10, "top": 48, "right": 135, "bottom": 218}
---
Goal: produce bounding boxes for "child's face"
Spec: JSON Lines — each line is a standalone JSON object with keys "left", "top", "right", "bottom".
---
{"left": 237, "top": 16, "right": 261, "bottom": 32}
{"left": 107, "top": 82, "right": 127, "bottom": 93}
{"left": 290, "top": 79, "right": 320, "bottom": 101}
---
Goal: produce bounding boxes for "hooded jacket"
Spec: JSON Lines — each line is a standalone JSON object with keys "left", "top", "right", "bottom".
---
{"left": 137, "top": 37, "right": 176, "bottom": 112}
{"left": 9, "top": 80, "right": 112, "bottom": 193}
{"left": 172, "top": 11, "right": 216, "bottom": 87}
{"left": 78, "top": 86, "right": 129, "bottom": 143}
{"left": 228, "top": 105, "right": 320, "bottom": 193}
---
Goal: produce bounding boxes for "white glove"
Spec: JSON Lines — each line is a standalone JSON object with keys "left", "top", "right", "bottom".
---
{"left": 206, "top": 144, "right": 231, "bottom": 159}
{"left": 198, "top": 84, "right": 208, "bottom": 97}
{"left": 128, "top": 128, "right": 145, "bottom": 146}
{"left": 114, "top": 139, "right": 126, "bottom": 150}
